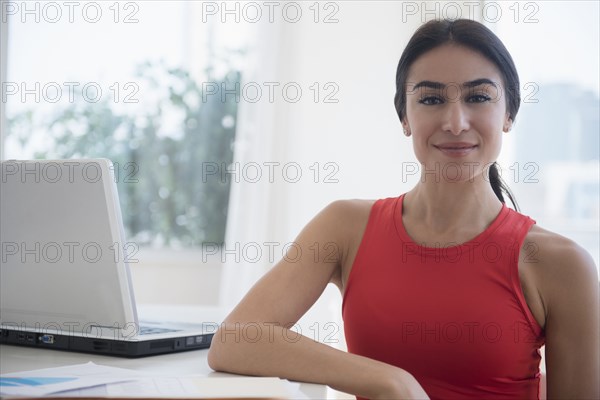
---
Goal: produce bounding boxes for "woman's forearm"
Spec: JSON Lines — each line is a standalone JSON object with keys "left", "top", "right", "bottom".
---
{"left": 207, "top": 322, "right": 427, "bottom": 399}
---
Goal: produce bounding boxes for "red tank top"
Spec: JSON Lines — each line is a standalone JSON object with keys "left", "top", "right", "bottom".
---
{"left": 342, "top": 194, "right": 545, "bottom": 399}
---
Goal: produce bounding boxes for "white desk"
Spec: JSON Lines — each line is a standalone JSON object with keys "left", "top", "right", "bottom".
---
{"left": 0, "top": 344, "right": 341, "bottom": 398}
{"left": 0, "top": 305, "right": 353, "bottom": 399}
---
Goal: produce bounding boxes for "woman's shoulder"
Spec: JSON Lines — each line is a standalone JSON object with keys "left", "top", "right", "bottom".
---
{"left": 523, "top": 224, "right": 598, "bottom": 311}
{"left": 319, "top": 199, "right": 376, "bottom": 240}
{"left": 308, "top": 199, "right": 377, "bottom": 245}
{"left": 323, "top": 198, "right": 376, "bottom": 217}
{"left": 524, "top": 224, "right": 596, "bottom": 272}
{"left": 322, "top": 196, "right": 403, "bottom": 223}
{"left": 318, "top": 199, "right": 379, "bottom": 290}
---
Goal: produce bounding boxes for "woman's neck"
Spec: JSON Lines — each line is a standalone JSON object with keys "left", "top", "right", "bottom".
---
{"left": 404, "top": 178, "right": 503, "bottom": 235}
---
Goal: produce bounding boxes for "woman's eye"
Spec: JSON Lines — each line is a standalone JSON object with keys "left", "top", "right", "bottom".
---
{"left": 467, "top": 94, "right": 491, "bottom": 103}
{"left": 418, "top": 96, "right": 443, "bottom": 105}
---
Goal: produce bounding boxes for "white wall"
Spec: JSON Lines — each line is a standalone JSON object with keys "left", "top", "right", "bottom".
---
{"left": 220, "top": 2, "right": 426, "bottom": 348}
{"left": 274, "top": 3, "right": 422, "bottom": 239}
{"left": 130, "top": 250, "right": 221, "bottom": 306}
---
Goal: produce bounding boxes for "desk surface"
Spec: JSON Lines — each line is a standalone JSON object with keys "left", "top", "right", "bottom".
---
{"left": 0, "top": 305, "right": 353, "bottom": 398}
{"left": 0, "top": 344, "right": 350, "bottom": 399}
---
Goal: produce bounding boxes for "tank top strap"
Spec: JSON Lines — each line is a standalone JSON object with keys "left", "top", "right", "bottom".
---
{"left": 501, "top": 208, "right": 542, "bottom": 338}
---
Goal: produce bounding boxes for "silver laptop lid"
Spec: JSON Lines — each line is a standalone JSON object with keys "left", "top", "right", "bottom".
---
{"left": 1, "top": 159, "right": 138, "bottom": 334}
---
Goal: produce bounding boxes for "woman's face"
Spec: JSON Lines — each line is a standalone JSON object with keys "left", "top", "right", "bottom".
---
{"left": 403, "top": 44, "right": 512, "bottom": 183}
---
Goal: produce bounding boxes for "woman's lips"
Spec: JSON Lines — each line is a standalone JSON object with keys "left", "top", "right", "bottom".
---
{"left": 434, "top": 144, "right": 478, "bottom": 157}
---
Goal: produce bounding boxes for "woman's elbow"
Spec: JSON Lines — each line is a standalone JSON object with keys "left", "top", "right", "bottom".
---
{"left": 207, "top": 330, "right": 226, "bottom": 371}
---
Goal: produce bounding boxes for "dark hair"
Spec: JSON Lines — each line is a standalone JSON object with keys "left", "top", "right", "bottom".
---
{"left": 394, "top": 19, "right": 520, "bottom": 211}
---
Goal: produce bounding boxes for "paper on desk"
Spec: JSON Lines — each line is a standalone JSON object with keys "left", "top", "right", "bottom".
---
{"left": 104, "top": 376, "right": 298, "bottom": 398}
{"left": 0, "top": 362, "right": 149, "bottom": 397}
{"left": 1, "top": 362, "right": 305, "bottom": 399}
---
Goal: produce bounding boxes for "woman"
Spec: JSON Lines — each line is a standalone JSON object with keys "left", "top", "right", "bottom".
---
{"left": 207, "top": 19, "right": 599, "bottom": 399}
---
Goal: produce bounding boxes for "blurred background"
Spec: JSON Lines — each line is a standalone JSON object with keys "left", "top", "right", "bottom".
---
{"left": 1, "top": 1, "right": 598, "bottom": 357}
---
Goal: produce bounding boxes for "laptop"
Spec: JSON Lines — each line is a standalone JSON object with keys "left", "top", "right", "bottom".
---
{"left": 0, "top": 159, "right": 221, "bottom": 357}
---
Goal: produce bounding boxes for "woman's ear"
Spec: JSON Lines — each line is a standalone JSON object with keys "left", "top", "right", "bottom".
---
{"left": 503, "top": 116, "right": 513, "bottom": 133}
{"left": 402, "top": 119, "right": 411, "bottom": 137}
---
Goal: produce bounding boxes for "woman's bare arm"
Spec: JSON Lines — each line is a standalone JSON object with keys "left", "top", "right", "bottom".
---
{"left": 207, "top": 201, "right": 429, "bottom": 399}
{"left": 533, "top": 231, "right": 600, "bottom": 399}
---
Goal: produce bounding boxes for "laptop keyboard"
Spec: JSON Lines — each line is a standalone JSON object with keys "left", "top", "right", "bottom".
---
{"left": 138, "top": 326, "right": 181, "bottom": 335}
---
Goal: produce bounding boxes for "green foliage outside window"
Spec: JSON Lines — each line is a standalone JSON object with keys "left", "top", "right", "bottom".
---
{"left": 7, "top": 62, "right": 241, "bottom": 247}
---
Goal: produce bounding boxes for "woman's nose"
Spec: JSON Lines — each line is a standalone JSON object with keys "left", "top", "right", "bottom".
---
{"left": 441, "top": 100, "right": 470, "bottom": 135}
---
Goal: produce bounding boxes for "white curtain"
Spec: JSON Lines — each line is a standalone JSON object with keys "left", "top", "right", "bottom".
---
{"left": 219, "top": 19, "right": 292, "bottom": 307}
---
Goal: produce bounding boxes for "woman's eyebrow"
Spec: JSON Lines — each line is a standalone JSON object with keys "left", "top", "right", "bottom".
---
{"left": 411, "top": 78, "right": 498, "bottom": 91}
{"left": 463, "top": 78, "right": 498, "bottom": 88}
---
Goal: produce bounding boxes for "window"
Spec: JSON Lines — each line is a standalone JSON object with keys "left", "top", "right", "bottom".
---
{"left": 2, "top": 1, "right": 249, "bottom": 248}
{"left": 488, "top": 0, "right": 600, "bottom": 268}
